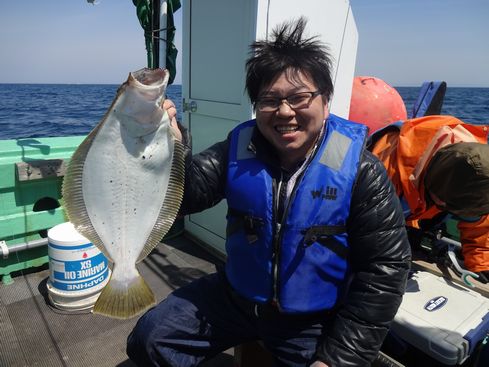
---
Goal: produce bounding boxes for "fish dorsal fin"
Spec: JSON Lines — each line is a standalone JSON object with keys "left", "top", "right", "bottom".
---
{"left": 136, "top": 133, "right": 185, "bottom": 263}
{"left": 62, "top": 122, "right": 114, "bottom": 262}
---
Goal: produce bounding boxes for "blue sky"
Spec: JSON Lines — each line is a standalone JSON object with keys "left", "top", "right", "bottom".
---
{"left": 351, "top": 0, "right": 489, "bottom": 87}
{"left": 0, "top": 1, "right": 488, "bottom": 87}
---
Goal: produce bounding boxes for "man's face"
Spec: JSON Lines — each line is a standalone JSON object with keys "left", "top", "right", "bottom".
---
{"left": 255, "top": 70, "right": 329, "bottom": 169}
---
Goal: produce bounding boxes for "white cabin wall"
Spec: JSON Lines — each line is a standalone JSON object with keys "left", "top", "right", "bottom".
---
{"left": 329, "top": 5, "right": 357, "bottom": 117}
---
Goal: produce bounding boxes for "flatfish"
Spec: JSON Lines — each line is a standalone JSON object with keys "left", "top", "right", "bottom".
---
{"left": 62, "top": 68, "right": 184, "bottom": 319}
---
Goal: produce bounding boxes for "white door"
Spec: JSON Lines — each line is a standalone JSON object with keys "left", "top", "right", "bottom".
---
{"left": 182, "top": 0, "right": 257, "bottom": 255}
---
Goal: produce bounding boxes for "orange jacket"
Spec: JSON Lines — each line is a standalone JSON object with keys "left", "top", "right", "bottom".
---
{"left": 370, "top": 115, "right": 489, "bottom": 272}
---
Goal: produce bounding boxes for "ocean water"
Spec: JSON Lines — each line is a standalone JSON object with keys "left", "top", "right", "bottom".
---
{"left": 0, "top": 83, "right": 182, "bottom": 140}
{"left": 0, "top": 84, "right": 487, "bottom": 140}
{"left": 397, "top": 86, "right": 489, "bottom": 125}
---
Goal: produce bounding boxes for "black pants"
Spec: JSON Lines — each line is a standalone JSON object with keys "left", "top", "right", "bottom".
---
{"left": 127, "top": 272, "right": 331, "bottom": 367}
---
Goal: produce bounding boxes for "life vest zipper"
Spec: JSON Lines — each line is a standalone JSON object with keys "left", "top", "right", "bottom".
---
{"left": 271, "top": 173, "right": 282, "bottom": 307}
{"left": 271, "top": 136, "right": 323, "bottom": 308}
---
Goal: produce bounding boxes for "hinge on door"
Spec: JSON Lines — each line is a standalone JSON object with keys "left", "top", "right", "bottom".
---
{"left": 182, "top": 99, "right": 197, "bottom": 113}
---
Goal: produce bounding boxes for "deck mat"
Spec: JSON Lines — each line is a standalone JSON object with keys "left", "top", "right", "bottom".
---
{"left": 0, "top": 235, "right": 234, "bottom": 367}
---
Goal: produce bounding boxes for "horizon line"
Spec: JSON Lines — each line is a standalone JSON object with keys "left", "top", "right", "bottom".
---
{"left": 1, "top": 82, "right": 489, "bottom": 88}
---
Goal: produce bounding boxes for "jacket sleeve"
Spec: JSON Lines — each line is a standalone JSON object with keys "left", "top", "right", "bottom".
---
{"left": 315, "top": 150, "right": 411, "bottom": 367}
{"left": 459, "top": 215, "right": 489, "bottom": 273}
{"left": 178, "top": 128, "right": 229, "bottom": 215}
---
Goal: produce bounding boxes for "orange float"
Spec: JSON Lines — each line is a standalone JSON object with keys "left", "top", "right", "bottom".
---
{"left": 349, "top": 76, "right": 407, "bottom": 135}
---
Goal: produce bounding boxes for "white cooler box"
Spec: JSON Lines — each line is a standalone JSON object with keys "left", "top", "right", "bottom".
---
{"left": 390, "top": 271, "right": 489, "bottom": 365}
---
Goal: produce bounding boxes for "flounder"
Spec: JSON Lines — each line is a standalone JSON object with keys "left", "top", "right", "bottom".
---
{"left": 62, "top": 68, "right": 184, "bottom": 319}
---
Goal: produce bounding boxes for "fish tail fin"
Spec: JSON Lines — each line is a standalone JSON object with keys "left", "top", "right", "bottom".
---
{"left": 93, "top": 273, "right": 155, "bottom": 319}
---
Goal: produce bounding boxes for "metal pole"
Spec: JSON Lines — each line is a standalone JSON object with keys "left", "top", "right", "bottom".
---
{"left": 152, "top": 0, "right": 160, "bottom": 68}
{"left": 159, "top": 0, "right": 168, "bottom": 69}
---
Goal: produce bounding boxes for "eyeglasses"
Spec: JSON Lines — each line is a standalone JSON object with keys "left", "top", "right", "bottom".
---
{"left": 255, "top": 90, "right": 322, "bottom": 112}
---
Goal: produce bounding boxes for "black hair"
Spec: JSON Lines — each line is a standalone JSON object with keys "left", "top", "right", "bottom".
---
{"left": 245, "top": 17, "right": 334, "bottom": 105}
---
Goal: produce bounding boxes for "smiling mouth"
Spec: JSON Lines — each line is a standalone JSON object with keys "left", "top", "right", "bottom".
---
{"left": 275, "top": 125, "right": 299, "bottom": 134}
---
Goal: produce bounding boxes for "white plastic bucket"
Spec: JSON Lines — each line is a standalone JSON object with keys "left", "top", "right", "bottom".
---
{"left": 47, "top": 222, "right": 110, "bottom": 311}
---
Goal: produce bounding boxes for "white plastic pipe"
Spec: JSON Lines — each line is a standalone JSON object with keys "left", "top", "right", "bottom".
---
{"left": 0, "top": 238, "right": 48, "bottom": 259}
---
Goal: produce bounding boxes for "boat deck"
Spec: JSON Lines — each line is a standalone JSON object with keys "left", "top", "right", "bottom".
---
{"left": 2, "top": 233, "right": 489, "bottom": 367}
{"left": 0, "top": 234, "right": 234, "bottom": 367}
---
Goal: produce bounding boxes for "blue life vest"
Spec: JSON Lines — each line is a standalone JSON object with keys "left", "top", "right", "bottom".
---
{"left": 224, "top": 114, "right": 368, "bottom": 313}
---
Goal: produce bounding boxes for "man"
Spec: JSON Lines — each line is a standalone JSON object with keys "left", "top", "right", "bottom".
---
{"left": 127, "top": 18, "right": 411, "bottom": 367}
{"left": 368, "top": 115, "right": 489, "bottom": 281}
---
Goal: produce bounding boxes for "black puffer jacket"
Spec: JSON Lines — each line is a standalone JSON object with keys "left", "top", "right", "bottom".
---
{"left": 179, "top": 123, "right": 411, "bottom": 367}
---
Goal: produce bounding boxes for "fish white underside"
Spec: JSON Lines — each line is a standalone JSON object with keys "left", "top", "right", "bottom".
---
{"left": 82, "top": 111, "right": 173, "bottom": 283}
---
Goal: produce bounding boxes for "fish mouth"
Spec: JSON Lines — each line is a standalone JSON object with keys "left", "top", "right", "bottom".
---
{"left": 116, "top": 68, "right": 170, "bottom": 137}
{"left": 130, "top": 68, "right": 169, "bottom": 88}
